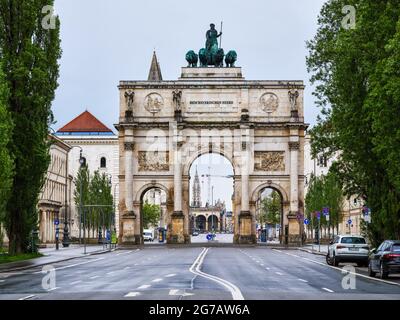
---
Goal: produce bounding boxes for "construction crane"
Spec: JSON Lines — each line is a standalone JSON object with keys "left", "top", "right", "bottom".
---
{"left": 201, "top": 167, "right": 234, "bottom": 206}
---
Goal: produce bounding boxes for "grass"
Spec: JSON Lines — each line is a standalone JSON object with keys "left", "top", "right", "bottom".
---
{"left": 0, "top": 251, "right": 43, "bottom": 264}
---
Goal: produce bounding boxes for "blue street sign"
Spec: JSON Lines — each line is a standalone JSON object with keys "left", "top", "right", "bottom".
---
{"left": 206, "top": 234, "right": 213, "bottom": 241}
{"left": 316, "top": 211, "right": 321, "bottom": 220}
{"left": 348, "top": 219, "right": 352, "bottom": 225}
{"left": 304, "top": 218, "right": 310, "bottom": 225}
{"left": 322, "top": 207, "right": 329, "bottom": 216}
{"left": 54, "top": 219, "right": 59, "bottom": 226}
{"left": 106, "top": 230, "right": 111, "bottom": 241}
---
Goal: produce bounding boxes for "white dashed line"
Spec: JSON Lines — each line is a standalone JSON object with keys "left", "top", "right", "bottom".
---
{"left": 151, "top": 278, "right": 163, "bottom": 283}
{"left": 125, "top": 292, "right": 141, "bottom": 297}
{"left": 124, "top": 267, "right": 131, "bottom": 270}
{"left": 33, "top": 257, "right": 104, "bottom": 274}
{"left": 47, "top": 287, "right": 60, "bottom": 292}
{"left": 137, "top": 284, "right": 151, "bottom": 289}
{"left": 18, "top": 295, "right": 35, "bottom": 300}
{"left": 272, "top": 249, "right": 282, "bottom": 253}
{"left": 322, "top": 287, "right": 334, "bottom": 293}
{"left": 165, "top": 273, "right": 176, "bottom": 278}
{"left": 117, "top": 250, "right": 133, "bottom": 256}
{"left": 298, "top": 278, "right": 308, "bottom": 283}
{"left": 106, "top": 271, "right": 116, "bottom": 275}
{"left": 275, "top": 272, "right": 283, "bottom": 276}
{"left": 90, "top": 276, "right": 100, "bottom": 280}
{"left": 265, "top": 267, "right": 270, "bottom": 270}
{"left": 69, "top": 281, "right": 82, "bottom": 285}
{"left": 260, "top": 263, "right": 265, "bottom": 266}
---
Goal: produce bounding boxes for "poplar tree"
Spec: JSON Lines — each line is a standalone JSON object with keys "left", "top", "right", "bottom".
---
{"left": 0, "top": 1, "right": 61, "bottom": 254}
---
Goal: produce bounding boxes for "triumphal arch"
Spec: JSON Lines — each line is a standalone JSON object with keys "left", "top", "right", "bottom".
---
{"left": 116, "top": 25, "right": 307, "bottom": 245}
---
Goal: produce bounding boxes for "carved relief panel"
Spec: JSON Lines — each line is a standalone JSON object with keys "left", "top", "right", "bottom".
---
{"left": 138, "top": 151, "right": 170, "bottom": 172}
{"left": 254, "top": 151, "right": 285, "bottom": 171}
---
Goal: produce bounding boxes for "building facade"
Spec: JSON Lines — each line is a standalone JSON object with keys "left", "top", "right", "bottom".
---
{"left": 38, "top": 135, "right": 71, "bottom": 244}
{"left": 56, "top": 111, "right": 119, "bottom": 239}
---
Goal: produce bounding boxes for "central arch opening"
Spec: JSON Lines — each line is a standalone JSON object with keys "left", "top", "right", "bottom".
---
{"left": 140, "top": 187, "right": 168, "bottom": 245}
{"left": 255, "top": 187, "right": 284, "bottom": 244}
{"left": 189, "top": 153, "right": 234, "bottom": 243}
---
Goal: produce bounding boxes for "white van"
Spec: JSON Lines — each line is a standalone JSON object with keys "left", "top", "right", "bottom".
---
{"left": 143, "top": 229, "right": 154, "bottom": 242}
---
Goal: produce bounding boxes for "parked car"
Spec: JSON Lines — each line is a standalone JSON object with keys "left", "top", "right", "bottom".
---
{"left": 192, "top": 230, "right": 199, "bottom": 236}
{"left": 326, "top": 235, "right": 370, "bottom": 267}
{"left": 368, "top": 240, "right": 400, "bottom": 279}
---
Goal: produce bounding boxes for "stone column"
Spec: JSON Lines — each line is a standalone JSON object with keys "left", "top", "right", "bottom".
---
{"left": 288, "top": 139, "right": 300, "bottom": 244}
{"left": 168, "top": 133, "right": 185, "bottom": 244}
{"left": 236, "top": 126, "right": 255, "bottom": 244}
{"left": 121, "top": 128, "right": 137, "bottom": 245}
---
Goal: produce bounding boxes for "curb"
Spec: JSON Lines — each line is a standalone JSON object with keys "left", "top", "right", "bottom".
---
{"left": 0, "top": 248, "right": 115, "bottom": 273}
{"left": 297, "top": 247, "right": 327, "bottom": 256}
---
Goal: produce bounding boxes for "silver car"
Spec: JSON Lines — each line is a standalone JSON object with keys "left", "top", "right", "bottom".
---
{"left": 326, "top": 235, "right": 370, "bottom": 267}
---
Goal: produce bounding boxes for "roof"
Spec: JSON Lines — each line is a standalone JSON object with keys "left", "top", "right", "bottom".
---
{"left": 148, "top": 51, "right": 163, "bottom": 81}
{"left": 57, "top": 111, "right": 113, "bottom": 134}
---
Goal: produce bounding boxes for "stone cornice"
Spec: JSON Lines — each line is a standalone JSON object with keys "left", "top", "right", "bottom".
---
{"left": 118, "top": 81, "right": 305, "bottom": 90}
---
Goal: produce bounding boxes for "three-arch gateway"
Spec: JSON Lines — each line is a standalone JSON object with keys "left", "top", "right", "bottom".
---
{"left": 115, "top": 64, "right": 308, "bottom": 245}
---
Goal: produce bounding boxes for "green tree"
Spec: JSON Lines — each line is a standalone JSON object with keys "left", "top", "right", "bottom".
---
{"left": 74, "top": 164, "right": 90, "bottom": 231}
{"left": 306, "top": 0, "right": 400, "bottom": 245}
{"left": 0, "top": 64, "right": 14, "bottom": 229}
{"left": 260, "top": 191, "right": 281, "bottom": 225}
{"left": 142, "top": 202, "right": 161, "bottom": 229}
{"left": 0, "top": 1, "right": 61, "bottom": 254}
{"left": 88, "top": 171, "right": 113, "bottom": 236}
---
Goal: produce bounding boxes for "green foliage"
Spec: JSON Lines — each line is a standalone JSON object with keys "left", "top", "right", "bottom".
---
{"left": 0, "top": 0, "right": 62, "bottom": 254}
{"left": 142, "top": 202, "right": 161, "bottom": 229}
{"left": 74, "top": 167, "right": 114, "bottom": 233}
{"left": 305, "top": 171, "right": 344, "bottom": 234}
{"left": 260, "top": 191, "right": 281, "bottom": 225}
{"left": 0, "top": 64, "right": 14, "bottom": 223}
{"left": 306, "top": 0, "right": 400, "bottom": 245}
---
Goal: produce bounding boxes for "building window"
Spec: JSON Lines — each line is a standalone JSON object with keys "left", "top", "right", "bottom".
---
{"left": 100, "top": 157, "right": 107, "bottom": 168}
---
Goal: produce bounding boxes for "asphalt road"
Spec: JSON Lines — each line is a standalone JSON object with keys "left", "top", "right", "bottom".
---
{"left": 1, "top": 247, "right": 400, "bottom": 300}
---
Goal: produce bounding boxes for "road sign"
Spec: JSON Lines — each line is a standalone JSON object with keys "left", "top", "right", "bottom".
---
{"left": 325, "top": 215, "right": 330, "bottom": 222}
{"left": 304, "top": 218, "right": 310, "bottom": 225}
{"left": 347, "top": 219, "right": 352, "bottom": 225}
{"left": 206, "top": 234, "right": 213, "bottom": 241}
{"left": 316, "top": 211, "right": 321, "bottom": 220}
{"left": 54, "top": 219, "right": 59, "bottom": 226}
{"left": 322, "top": 207, "right": 329, "bottom": 216}
{"left": 106, "top": 230, "right": 111, "bottom": 241}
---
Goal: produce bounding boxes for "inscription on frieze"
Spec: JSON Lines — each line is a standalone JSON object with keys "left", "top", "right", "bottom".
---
{"left": 254, "top": 151, "right": 285, "bottom": 171}
{"left": 138, "top": 151, "right": 170, "bottom": 172}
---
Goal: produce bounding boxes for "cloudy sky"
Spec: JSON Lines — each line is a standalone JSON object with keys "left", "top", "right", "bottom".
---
{"left": 53, "top": 0, "right": 327, "bottom": 209}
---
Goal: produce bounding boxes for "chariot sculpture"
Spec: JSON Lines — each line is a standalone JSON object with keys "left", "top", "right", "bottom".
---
{"left": 185, "top": 23, "right": 237, "bottom": 68}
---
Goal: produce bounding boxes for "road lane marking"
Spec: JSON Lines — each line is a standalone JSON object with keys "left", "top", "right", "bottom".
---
{"left": 284, "top": 250, "right": 400, "bottom": 287}
{"left": 0, "top": 280, "right": 5, "bottom": 283}
{"left": 151, "top": 278, "right": 163, "bottom": 282}
{"left": 165, "top": 273, "right": 176, "bottom": 278}
{"left": 298, "top": 278, "right": 308, "bottom": 283}
{"left": 70, "top": 280, "right": 82, "bottom": 285}
{"left": 18, "top": 295, "right": 35, "bottom": 300}
{"left": 47, "top": 287, "right": 60, "bottom": 292}
{"left": 189, "top": 248, "right": 244, "bottom": 300}
{"left": 134, "top": 263, "right": 139, "bottom": 266}
{"left": 107, "top": 271, "right": 116, "bottom": 275}
{"left": 265, "top": 267, "right": 270, "bottom": 270}
{"left": 322, "top": 287, "right": 334, "bottom": 293}
{"left": 272, "top": 249, "right": 282, "bottom": 253}
{"left": 275, "top": 272, "right": 283, "bottom": 276}
{"left": 137, "top": 284, "right": 151, "bottom": 289}
{"left": 124, "top": 267, "right": 130, "bottom": 270}
{"left": 169, "top": 289, "right": 194, "bottom": 297}
{"left": 116, "top": 250, "right": 134, "bottom": 256}
{"left": 33, "top": 257, "right": 105, "bottom": 274}
{"left": 90, "top": 276, "right": 100, "bottom": 280}
{"left": 260, "top": 263, "right": 265, "bottom": 266}
{"left": 125, "top": 292, "right": 141, "bottom": 297}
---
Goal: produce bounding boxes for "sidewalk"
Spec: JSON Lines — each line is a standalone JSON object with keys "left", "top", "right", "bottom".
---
{"left": 298, "top": 243, "right": 329, "bottom": 256}
{"left": 0, "top": 244, "right": 113, "bottom": 273}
